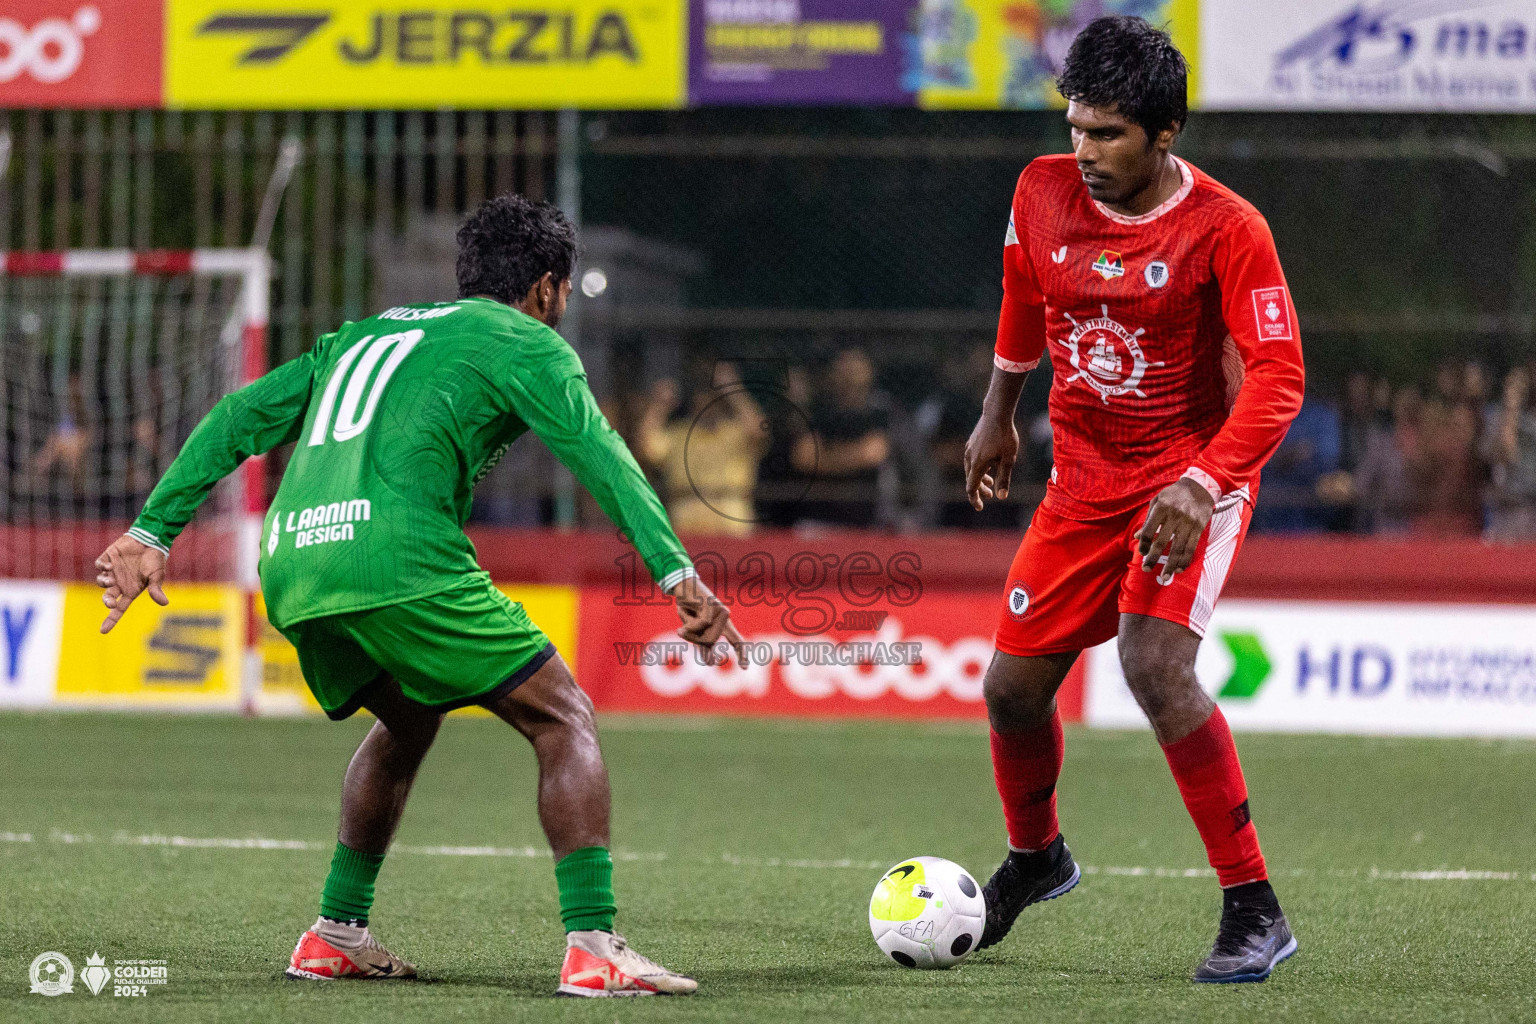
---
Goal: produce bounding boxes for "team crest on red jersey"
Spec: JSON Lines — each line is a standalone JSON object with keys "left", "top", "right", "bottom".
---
{"left": 1006, "top": 581, "right": 1034, "bottom": 620}
{"left": 1251, "top": 286, "right": 1293, "bottom": 341}
{"left": 1091, "top": 250, "right": 1124, "bottom": 280}
{"left": 1057, "top": 305, "right": 1165, "bottom": 404}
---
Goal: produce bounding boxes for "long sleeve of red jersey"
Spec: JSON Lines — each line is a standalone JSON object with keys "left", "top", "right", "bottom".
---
{"left": 995, "top": 206, "right": 1047, "bottom": 373}
{"left": 1186, "top": 211, "right": 1306, "bottom": 498}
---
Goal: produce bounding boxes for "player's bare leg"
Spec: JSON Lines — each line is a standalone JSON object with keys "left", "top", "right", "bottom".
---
{"left": 287, "top": 677, "right": 438, "bottom": 981}
{"left": 484, "top": 652, "right": 696, "bottom": 997}
{"left": 343, "top": 680, "right": 446, "bottom": 850}
{"left": 482, "top": 651, "right": 609, "bottom": 857}
{"left": 977, "top": 649, "right": 1083, "bottom": 949}
{"left": 1118, "top": 613, "right": 1297, "bottom": 983}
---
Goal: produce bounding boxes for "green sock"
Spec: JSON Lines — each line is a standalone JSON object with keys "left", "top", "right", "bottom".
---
{"left": 555, "top": 846, "right": 616, "bottom": 933}
{"left": 319, "top": 842, "right": 386, "bottom": 925}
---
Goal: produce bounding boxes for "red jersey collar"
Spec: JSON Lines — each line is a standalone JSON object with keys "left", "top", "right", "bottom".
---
{"left": 1091, "top": 156, "right": 1193, "bottom": 226}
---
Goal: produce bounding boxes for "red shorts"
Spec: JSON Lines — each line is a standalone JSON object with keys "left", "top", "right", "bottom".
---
{"left": 995, "top": 495, "right": 1253, "bottom": 656}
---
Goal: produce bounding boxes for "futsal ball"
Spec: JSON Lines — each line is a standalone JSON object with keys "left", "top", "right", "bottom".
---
{"left": 868, "top": 856, "right": 986, "bottom": 969}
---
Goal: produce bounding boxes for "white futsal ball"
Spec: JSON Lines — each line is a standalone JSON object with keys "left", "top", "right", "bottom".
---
{"left": 868, "top": 856, "right": 986, "bottom": 969}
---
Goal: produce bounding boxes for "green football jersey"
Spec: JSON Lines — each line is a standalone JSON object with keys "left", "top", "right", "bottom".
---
{"left": 130, "top": 297, "right": 694, "bottom": 628}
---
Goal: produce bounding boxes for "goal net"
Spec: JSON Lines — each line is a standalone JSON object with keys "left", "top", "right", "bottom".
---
{"left": 0, "top": 250, "right": 270, "bottom": 584}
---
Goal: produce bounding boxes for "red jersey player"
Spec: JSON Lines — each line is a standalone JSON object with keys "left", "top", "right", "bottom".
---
{"left": 963, "top": 17, "right": 1304, "bottom": 983}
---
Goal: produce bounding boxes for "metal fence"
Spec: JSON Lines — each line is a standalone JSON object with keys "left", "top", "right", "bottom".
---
{"left": 0, "top": 110, "right": 563, "bottom": 366}
{"left": 5, "top": 108, "right": 1535, "bottom": 535}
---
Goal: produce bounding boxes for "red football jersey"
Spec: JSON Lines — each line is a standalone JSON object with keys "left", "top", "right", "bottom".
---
{"left": 995, "top": 154, "right": 1305, "bottom": 520}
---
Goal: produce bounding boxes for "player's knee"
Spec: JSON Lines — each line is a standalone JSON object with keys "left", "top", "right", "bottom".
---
{"left": 982, "top": 654, "right": 1057, "bottom": 731}
{"left": 1119, "top": 644, "right": 1199, "bottom": 718}
{"left": 383, "top": 712, "right": 443, "bottom": 761}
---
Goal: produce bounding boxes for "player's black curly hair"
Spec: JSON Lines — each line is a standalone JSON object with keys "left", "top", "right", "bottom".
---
{"left": 455, "top": 194, "right": 577, "bottom": 305}
{"left": 1057, "top": 15, "right": 1188, "bottom": 143}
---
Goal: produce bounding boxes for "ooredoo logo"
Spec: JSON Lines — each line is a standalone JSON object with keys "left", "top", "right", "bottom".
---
{"left": 0, "top": 6, "right": 99, "bottom": 84}
{"left": 0, "top": 0, "right": 163, "bottom": 106}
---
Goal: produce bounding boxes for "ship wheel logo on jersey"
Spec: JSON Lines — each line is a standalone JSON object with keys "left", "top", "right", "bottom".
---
{"left": 1057, "top": 305, "right": 1165, "bottom": 404}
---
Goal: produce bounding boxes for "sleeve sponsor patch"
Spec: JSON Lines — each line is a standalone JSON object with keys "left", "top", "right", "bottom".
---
{"left": 1251, "top": 286, "right": 1293, "bottom": 341}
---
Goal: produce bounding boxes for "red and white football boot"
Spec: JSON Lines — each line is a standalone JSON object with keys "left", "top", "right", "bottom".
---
{"left": 556, "top": 930, "right": 697, "bottom": 997}
{"left": 284, "top": 917, "right": 417, "bottom": 980}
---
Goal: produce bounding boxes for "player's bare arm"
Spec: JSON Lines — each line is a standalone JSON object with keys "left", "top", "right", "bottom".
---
{"left": 94, "top": 534, "right": 169, "bottom": 633}
{"left": 1136, "top": 477, "right": 1216, "bottom": 584}
{"left": 964, "top": 365, "right": 1028, "bottom": 510}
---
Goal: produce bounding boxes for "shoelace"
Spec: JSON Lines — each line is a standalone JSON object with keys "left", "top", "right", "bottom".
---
{"left": 608, "top": 934, "right": 669, "bottom": 977}
{"left": 324, "top": 926, "right": 388, "bottom": 957}
{"left": 993, "top": 848, "right": 1058, "bottom": 904}
{"left": 1211, "top": 904, "right": 1276, "bottom": 958}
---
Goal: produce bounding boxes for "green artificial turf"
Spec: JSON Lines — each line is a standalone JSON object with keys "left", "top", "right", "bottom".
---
{"left": 1, "top": 711, "right": 1533, "bottom": 1022}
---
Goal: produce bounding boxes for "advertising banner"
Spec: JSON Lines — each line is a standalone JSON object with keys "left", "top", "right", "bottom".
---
{"left": 1087, "top": 601, "right": 1536, "bottom": 736}
{"left": 1201, "top": 0, "right": 1536, "bottom": 111}
{"left": 577, "top": 572, "right": 1087, "bottom": 719}
{"left": 0, "top": 581, "right": 65, "bottom": 708}
{"left": 579, "top": 588, "right": 991, "bottom": 718}
{"left": 0, "top": 0, "right": 164, "bottom": 108}
{"left": 164, "top": 0, "right": 687, "bottom": 109}
{"left": 911, "top": 0, "right": 1197, "bottom": 110}
{"left": 54, "top": 583, "right": 243, "bottom": 708}
{"left": 689, "top": 0, "right": 911, "bottom": 105}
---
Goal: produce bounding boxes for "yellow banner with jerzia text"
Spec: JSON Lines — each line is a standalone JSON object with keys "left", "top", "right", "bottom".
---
{"left": 165, "top": 0, "right": 686, "bottom": 109}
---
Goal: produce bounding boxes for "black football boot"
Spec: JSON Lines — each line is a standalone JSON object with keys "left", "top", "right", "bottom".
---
{"left": 1193, "top": 880, "right": 1298, "bottom": 983}
{"left": 976, "top": 833, "right": 1081, "bottom": 950}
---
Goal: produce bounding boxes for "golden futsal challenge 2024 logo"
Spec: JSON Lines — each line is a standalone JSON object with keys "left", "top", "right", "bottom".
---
{"left": 29, "top": 950, "right": 169, "bottom": 997}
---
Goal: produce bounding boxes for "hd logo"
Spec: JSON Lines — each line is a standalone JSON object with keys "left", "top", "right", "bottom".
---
{"left": 196, "top": 9, "right": 640, "bottom": 66}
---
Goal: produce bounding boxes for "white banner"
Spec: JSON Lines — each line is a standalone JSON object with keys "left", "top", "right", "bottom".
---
{"left": 1201, "top": 1, "right": 1536, "bottom": 111}
{"left": 1087, "top": 601, "right": 1536, "bottom": 736}
{"left": 0, "top": 581, "right": 64, "bottom": 707}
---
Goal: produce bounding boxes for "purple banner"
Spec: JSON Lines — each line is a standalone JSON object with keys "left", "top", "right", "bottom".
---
{"left": 690, "top": 0, "right": 914, "bottom": 106}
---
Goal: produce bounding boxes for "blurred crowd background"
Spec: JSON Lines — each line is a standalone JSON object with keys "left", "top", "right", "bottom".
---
{"left": 6, "top": 108, "right": 1536, "bottom": 541}
{"left": 593, "top": 350, "right": 1536, "bottom": 540}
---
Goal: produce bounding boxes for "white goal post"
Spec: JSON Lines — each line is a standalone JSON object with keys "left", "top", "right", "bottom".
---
{"left": 0, "top": 247, "right": 271, "bottom": 707}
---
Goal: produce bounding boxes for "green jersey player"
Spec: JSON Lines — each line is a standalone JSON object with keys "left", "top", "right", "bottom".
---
{"left": 93, "top": 195, "right": 742, "bottom": 997}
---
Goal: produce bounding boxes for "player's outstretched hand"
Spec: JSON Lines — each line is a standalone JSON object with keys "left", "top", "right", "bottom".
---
{"left": 1136, "top": 478, "right": 1216, "bottom": 585}
{"left": 669, "top": 574, "right": 749, "bottom": 666}
{"left": 964, "top": 413, "right": 1019, "bottom": 511}
{"left": 94, "top": 535, "right": 169, "bottom": 634}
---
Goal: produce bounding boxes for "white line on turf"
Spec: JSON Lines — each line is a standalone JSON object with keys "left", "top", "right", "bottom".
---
{"left": 2, "top": 830, "right": 1531, "bottom": 881}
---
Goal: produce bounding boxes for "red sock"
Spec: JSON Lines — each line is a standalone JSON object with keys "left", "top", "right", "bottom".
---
{"left": 990, "top": 711, "right": 1064, "bottom": 852}
{"left": 1160, "top": 707, "right": 1267, "bottom": 887}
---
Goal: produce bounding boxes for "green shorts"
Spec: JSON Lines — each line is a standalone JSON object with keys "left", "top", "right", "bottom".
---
{"left": 277, "top": 577, "right": 556, "bottom": 720}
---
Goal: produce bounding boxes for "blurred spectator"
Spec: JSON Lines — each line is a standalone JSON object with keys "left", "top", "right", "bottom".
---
{"left": 1338, "top": 371, "right": 1375, "bottom": 476}
{"left": 755, "top": 365, "right": 813, "bottom": 529}
{"left": 1352, "top": 385, "right": 1423, "bottom": 534}
{"left": 636, "top": 362, "right": 768, "bottom": 537}
{"left": 1481, "top": 365, "right": 1536, "bottom": 541}
{"left": 1253, "top": 394, "right": 1342, "bottom": 533}
{"left": 23, "top": 373, "right": 91, "bottom": 500}
{"left": 792, "top": 348, "right": 893, "bottom": 527}
{"left": 1327, "top": 371, "right": 1378, "bottom": 531}
{"left": 1414, "top": 362, "right": 1482, "bottom": 536}
{"left": 917, "top": 345, "right": 1021, "bottom": 529}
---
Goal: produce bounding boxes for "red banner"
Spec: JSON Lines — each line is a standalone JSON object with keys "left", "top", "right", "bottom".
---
{"left": 0, "top": 0, "right": 163, "bottom": 108}
{"left": 577, "top": 585, "right": 1085, "bottom": 721}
